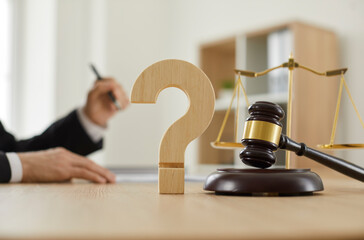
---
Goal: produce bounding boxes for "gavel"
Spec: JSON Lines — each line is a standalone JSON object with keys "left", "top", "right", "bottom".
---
{"left": 239, "top": 101, "right": 364, "bottom": 182}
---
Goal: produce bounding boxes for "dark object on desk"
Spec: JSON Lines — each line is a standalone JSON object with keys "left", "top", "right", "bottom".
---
{"left": 240, "top": 101, "right": 364, "bottom": 182}
{"left": 240, "top": 101, "right": 285, "bottom": 169}
{"left": 204, "top": 101, "right": 364, "bottom": 196}
{"left": 89, "top": 63, "right": 121, "bottom": 110}
{"left": 204, "top": 168, "right": 323, "bottom": 195}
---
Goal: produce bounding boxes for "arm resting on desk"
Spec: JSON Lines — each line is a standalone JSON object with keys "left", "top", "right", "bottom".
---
{"left": 0, "top": 110, "right": 103, "bottom": 183}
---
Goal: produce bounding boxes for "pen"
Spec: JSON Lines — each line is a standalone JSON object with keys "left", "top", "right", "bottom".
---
{"left": 89, "top": 63, "right": 122, "bottom": 110}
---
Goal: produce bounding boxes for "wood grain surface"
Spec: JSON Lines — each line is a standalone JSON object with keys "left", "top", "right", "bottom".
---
{"left": 0, "top": 176, "right": 363, "bottom": 240}
{"left": 130, "top": 59, "right": 215, "bottom": 193}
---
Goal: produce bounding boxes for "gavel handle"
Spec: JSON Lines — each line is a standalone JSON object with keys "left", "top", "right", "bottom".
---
{"left": 279, "top": 135, "right": 364, "bottom": 182}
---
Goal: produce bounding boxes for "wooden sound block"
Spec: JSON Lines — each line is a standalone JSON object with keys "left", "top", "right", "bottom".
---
{"left": 159, "top": 168, "right": 184, "bottom": 194}
{"left": 204, "top": 168, "right": 324, "bottom": 196}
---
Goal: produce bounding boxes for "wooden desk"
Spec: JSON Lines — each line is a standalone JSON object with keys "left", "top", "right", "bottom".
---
{"left": 0, "top": 177, "right": 363, "bottom": 240}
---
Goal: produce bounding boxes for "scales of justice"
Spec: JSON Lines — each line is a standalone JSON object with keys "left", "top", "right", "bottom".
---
{"left": 204, "top": 54, "right": 364, "bottom": 195}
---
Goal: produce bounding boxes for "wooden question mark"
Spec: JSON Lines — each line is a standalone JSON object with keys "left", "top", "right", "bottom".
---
{"left": 131, "top": 59, "right": 215, "bottom": 194}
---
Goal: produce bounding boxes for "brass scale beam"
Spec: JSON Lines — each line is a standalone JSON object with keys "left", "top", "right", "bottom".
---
{"left": 212, "top": 55, "right": 364, "bottom": 169}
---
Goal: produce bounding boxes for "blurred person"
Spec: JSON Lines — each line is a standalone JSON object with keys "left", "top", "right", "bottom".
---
{"left": 0, "top": 78, "right": 129, "bottom": 183}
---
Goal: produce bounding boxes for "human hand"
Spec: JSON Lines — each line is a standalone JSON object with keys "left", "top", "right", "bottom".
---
{"left": 84, "top": 78, "right": 129, "bottom": 127}
{"left": 18, "top": 147, "right": 116, "bottom": 183}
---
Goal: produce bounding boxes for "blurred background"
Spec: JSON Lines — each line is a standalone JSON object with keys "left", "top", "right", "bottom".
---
{"left": 1, "top": 0, "right": 363, "bottom": 174}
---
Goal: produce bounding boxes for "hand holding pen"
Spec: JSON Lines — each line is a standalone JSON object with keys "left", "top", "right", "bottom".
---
{"left": 90, "top": 64, "right": 123, "bottom": 110}
{"left": 84, "top": 64, "right": 130, "bottom": 127}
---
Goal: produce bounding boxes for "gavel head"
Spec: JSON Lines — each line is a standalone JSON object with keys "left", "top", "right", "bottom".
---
{"left": 239, "top": 101, "right": 285, "bottom": 168}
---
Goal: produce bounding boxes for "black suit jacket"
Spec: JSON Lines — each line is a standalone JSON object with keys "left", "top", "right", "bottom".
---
{"left": 0, "top": 110, "right": 103, "bottom": 182}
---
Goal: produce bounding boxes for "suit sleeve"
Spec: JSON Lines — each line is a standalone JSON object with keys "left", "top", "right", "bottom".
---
{"left": 0, "top": 151, "right": 11, "bottom": 183}
{"left": 0, "top": 110, "right": 103, "bottom": 156}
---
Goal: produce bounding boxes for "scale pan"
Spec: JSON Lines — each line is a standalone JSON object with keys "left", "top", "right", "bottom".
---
{"left": 210, "top": 141, "right": 243, "bottom": 149}
{"left": 317, "top": 143, "right": 364, "bottom": 149}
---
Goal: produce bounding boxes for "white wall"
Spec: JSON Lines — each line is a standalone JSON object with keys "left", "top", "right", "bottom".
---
{"left": 102, "top": 0, "right": 364, "bottom": 168}
{"left": 53, "top": 0, "right": 187, "bottom": 167}
{"left": 55, "top": 0, "right": 91, "bottom": 117}
{"left": 14, "top": 0, "right": 364, "bottom": 168}
{"left": 0, "top": 0, "right": 12, "bottom": 129}
{"left": 12, "top": 0, "right": 57, "bottom": 138}
{"left": 55, "top": 0, "right": 106, "bottom": 164}
{"left": 103, "top": 0, "right": 189, "bottom": 167}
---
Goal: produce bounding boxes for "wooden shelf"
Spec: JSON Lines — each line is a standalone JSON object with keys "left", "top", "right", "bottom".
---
{"left": 215, "top": 92, "right": 287, "bottom": 111}
{"left": 199, "top": 37, "right": 236, "bottom": 99}
{"left": 198, "top": 22, "right": 339, "bottom": 171}
{"left": 198, "top": 110, "right": 235, "bottom": 165}
{"left": 198, "top": 37, "right": 236, "bottom": 165}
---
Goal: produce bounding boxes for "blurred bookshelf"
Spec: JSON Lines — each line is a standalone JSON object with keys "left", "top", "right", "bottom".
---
{"left": 197, "top": 22, "right": 339, "bottom": 174}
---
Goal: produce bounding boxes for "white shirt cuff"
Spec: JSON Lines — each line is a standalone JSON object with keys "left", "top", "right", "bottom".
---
{"left": 76, "top": 108, "right": 106, "bottom": 143}
{"left": 6, "top": 152, "right": 23, "bottom": 183}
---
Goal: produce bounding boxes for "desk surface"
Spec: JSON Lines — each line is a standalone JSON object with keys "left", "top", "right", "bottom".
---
{"left": 0, "top": 176, "right": 363, "bottom": 240}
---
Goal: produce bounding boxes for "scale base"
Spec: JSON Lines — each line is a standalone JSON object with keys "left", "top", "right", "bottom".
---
{"left": 203, "top": 168, "right": 324, "bottom": 196}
